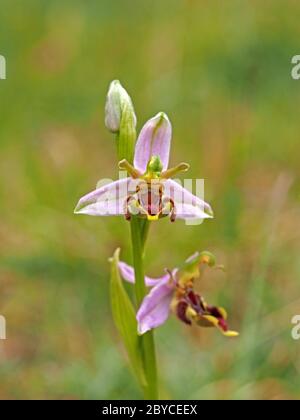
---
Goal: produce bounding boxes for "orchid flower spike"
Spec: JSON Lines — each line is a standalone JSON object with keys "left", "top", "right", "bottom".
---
{"left": 75, "top": 112, "right": 213, "bottom": 223}
{"left": 119, "top": 252, "right": 239, "bottom": 337}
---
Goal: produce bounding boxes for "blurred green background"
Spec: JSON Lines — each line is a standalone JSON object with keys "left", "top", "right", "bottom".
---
{"left": 0, "top": 0, "right": 300, "bottom": 400}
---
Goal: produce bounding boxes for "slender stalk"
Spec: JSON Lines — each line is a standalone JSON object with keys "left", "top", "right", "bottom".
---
{"left": 140, "top": 219, "right": 151, "bottom": 248}
{"left": 108, "top": 81, "right": 157, "bottom": 398}
{"left": 131, "top": 217, "right": 146, "bottom": 304}
{"left": 130, "top": 217, "right": 158, "bottom": 399}
{"left": 141, "top": 330, "right": 157, "bottom": 399}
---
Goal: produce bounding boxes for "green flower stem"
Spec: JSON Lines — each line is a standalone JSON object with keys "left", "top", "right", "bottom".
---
{"left": 131, "top": 217, "right": 146, "bottom": 305}
{"left": 108, "top": 80, "right": 157, "bottom": 399}
{"left": 130, "top": 217, "right": 158, "bottom": 399}
{"left": 140, "top": 219, "right": 151, "bottom": 248}
{"left": 141, "top": 329, "right": 157, "bottom": 400}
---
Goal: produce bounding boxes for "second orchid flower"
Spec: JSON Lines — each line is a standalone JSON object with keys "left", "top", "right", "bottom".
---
{"left": 119, "top": 252, "right": 238, "bottom": 337}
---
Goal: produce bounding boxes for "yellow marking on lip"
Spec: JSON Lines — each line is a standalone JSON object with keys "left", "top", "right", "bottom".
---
{"left": 186, "top": 306, "right": 197, "bottom": 320}
{"left": 147, "top": 214, "right": 159, "bottom": 221}
{"left": 202, "top": 315, "right": 219, "bottom": 327}
{"left": 223, "top": 330, "right": 239, "bottom": 338}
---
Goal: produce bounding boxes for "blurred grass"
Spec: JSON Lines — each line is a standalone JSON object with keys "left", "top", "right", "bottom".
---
{"left": 0, "top": 0, "right": 300, "bottom": 399}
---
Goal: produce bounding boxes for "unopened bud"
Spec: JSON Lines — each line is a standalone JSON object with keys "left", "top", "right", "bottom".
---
{"left": 105, "top": 80, "right": 137, "bottom": 163}
{"left": 105, "top": 80, "right": 136, "bottom": 133}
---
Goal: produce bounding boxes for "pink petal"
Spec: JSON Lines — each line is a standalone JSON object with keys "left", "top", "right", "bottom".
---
{"left": 163, "top": 179, "right": 213, "bottom": 220}
{"left": 136, "top": 279, "right": 174, "bottom": 334}
{"left": 74, "top": 177, "right": 136, "bottom": 216}
{"left": 134, "top": 113, "right": 172, "bottom": 173}
{"left": 185, "top": 252, "right": 200, "bottom": 263}
{"left": 118, "top": 261, "right": 170, "bottom": 287}
{"left": 175, "top": 204, "right": 211, "bottom": 220}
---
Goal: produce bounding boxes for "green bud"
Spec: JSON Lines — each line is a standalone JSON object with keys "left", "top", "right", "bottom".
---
{"left": 105, "top": 80, "right": 122, "bottom": 133}
{"left": 105, "top": 80, "right": 137, "bottom": 163}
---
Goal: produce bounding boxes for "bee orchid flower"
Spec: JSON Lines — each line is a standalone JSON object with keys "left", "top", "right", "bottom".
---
{"left": 74, "top": 113, "right": 213, "bottom": 223}
{"left": 118, "top": 252, "right": 239, "bottom": 337}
